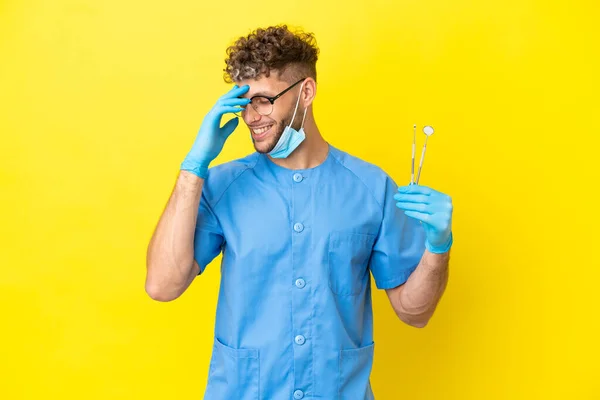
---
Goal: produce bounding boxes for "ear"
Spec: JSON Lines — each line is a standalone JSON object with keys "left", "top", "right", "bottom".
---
{"left": 301, "top": 78, "right": 317, "bottom": 107}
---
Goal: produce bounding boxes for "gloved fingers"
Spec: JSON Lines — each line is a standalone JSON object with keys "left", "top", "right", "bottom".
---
{"left": 214, "top": 105, "right": 247, "bottom": 116}
{"left": 403, "top": 210, "right": 431, "bottom": 224}
{"left": 219, "top": 84, "right": 250, "bottom": 101}
{"left": 395, "top": 202, "right": 431, "bottom": 214}
{"left": 220, "top": 117, "right": 240, "bottom": 137}
{"left": 426, "top": 198, "right": 453, "bottom": 214}
{"left": 397, "top": 185, "right": 433, "bottom": 196}
{"left": 417, "top": 201, "right": 452, "bottom": 214}
{"left": 218, "top": 97, "right": 251, "bottom": 108}
{"left": 393, "top": 193, "right": 430, "bottom": 204}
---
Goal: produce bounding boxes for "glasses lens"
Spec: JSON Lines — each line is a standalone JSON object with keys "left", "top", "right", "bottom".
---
{"left": 251, "top": 97, "right": 273, "bottom": 116}
{"left": 233, "top": 104, "right": 247, "bottom": 118}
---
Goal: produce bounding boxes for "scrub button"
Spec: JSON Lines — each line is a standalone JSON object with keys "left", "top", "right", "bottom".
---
{"left": 293, "top": 222, "right": 304, "bottom": 232}
{"left": 295, "top": 335, "right": 306, "bottom": 345}
{"left": 293, "top": 390, "right": 304, "bottom": 399}
{"left": 293, "top": 173, "right": 303, "bottom": 182}
{"left": 295, "top": 278, "right": 306, "bottom": 289}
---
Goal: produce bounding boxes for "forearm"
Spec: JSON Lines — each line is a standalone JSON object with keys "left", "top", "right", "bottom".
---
{"left": 145, "top": 170, "right": 203, "bottom": 301}
{"left": 393, "top": 250, "right": 450, "bottom": 327}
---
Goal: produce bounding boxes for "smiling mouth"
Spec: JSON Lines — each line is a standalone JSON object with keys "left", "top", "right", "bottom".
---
{"left": 251, "top": 124, "right": 274, "bottom": 139}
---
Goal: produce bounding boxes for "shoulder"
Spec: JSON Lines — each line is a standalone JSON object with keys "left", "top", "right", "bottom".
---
{"left": 329, "top": 146, "right": 395, "bottom": 204}
{"left": 202, "top": 152, "right": 260, "bottom": 206}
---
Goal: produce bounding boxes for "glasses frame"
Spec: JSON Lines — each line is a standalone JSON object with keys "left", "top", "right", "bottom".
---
{"left": 241, "top": 78, "right": 306, "bottom": 117}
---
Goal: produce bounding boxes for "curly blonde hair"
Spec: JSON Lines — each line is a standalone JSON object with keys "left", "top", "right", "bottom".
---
{"left": 223, "top": 25, "right": 319, "bottom": 84}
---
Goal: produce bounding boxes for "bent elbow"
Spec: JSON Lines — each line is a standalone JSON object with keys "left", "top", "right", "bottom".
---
{"left": 145, "top": 272, "right": 186, "bottom": 302}
{"left": 395, "top": 310, "right": 430, "bottom": 328}
{"left": 145, "top": 256, "right": 198, "bottom": 302}
{"left": 145, "top": 282, "right": 181, "bottom": 302}
{"left": 408, "top": 319, "right": 429, "bottom": 329}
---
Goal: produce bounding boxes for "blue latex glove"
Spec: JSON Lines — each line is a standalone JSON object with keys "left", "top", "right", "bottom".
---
{"left": 180, "top": 85, "right": 251, "bottom": 178}
{"left": 394, "top": 184, "right": 453, "bottom": 254}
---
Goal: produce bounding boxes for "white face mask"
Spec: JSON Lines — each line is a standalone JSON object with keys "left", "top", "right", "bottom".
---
{"left": 268, "top": 81, "right": 307, "bottom": 159}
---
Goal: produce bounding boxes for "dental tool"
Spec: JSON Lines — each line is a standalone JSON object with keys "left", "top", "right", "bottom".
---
{"left": 410, "top": 124, "right": 416, "bottom": 185}
{"left": 415, "top": 125, "right": 434, "bottom": 184}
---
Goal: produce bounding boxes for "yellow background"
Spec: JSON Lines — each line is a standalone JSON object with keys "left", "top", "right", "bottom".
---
{"left": 1, "top": 0, "right": 598, "bottom": 398}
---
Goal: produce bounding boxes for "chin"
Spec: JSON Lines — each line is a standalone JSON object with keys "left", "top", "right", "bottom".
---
{"left": 252, "top": 129, "right": 283, "bottom": 154}
{"left": 253, "top": 139, "right": 276, "bottom": 154}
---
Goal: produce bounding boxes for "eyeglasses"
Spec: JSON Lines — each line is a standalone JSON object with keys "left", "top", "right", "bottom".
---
{"left": 237, "top": 78, "right": 306, "bottom": 117}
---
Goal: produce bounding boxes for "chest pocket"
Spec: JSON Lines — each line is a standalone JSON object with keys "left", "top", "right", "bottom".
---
{"left": 327, "top": 231, "right": 376, "bottom": 296}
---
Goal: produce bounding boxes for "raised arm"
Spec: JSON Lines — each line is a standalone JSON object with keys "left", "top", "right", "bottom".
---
{"left": 145, "top": 171, "right": 204, "bottom": 301}
{"left": 145, "top": 84, "right": 250, "bottom": 301}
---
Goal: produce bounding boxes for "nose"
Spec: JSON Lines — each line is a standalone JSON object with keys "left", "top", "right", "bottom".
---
{"left": 242, "top": 104, "right": 262, "bottom": 124}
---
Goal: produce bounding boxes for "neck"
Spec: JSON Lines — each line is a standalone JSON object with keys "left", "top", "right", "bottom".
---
{"left": 267, "top": 113, "right": 328, "bottom": 170}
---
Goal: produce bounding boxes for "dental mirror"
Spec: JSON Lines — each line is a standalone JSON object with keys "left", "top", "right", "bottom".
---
{"left": 416, "top": 125, "right": 434, "bottom": 184}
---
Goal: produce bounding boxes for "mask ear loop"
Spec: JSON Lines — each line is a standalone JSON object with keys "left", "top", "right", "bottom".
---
{"left": 289, "top": 80, "right": 306, "bottom": 127}
{"left": 300, "top": 105, "right": 308, "bottom": 129}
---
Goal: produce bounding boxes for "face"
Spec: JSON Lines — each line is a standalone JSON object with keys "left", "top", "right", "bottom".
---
{"left": 238, "top": 74, "right": 305, "bottom": 154}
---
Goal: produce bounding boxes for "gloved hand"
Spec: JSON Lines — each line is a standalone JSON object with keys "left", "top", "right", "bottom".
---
{"left": 394, "top": 184, "right": 453, "bottom": 254}
{"left": 180, "top": 85, "right": 251, "bottom": 178}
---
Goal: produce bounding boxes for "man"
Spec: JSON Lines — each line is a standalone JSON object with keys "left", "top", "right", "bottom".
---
{"left": 146, "top": 25, "right": 453, "bottom": 400}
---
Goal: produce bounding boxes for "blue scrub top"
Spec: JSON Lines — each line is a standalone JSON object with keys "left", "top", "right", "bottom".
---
{"left": 194, "top": 144, "right": 426, "bottom": 400}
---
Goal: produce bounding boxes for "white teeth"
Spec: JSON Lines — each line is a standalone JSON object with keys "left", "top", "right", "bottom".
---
{"left": 253, "top": 125, "right": 272, "bottom": 135}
